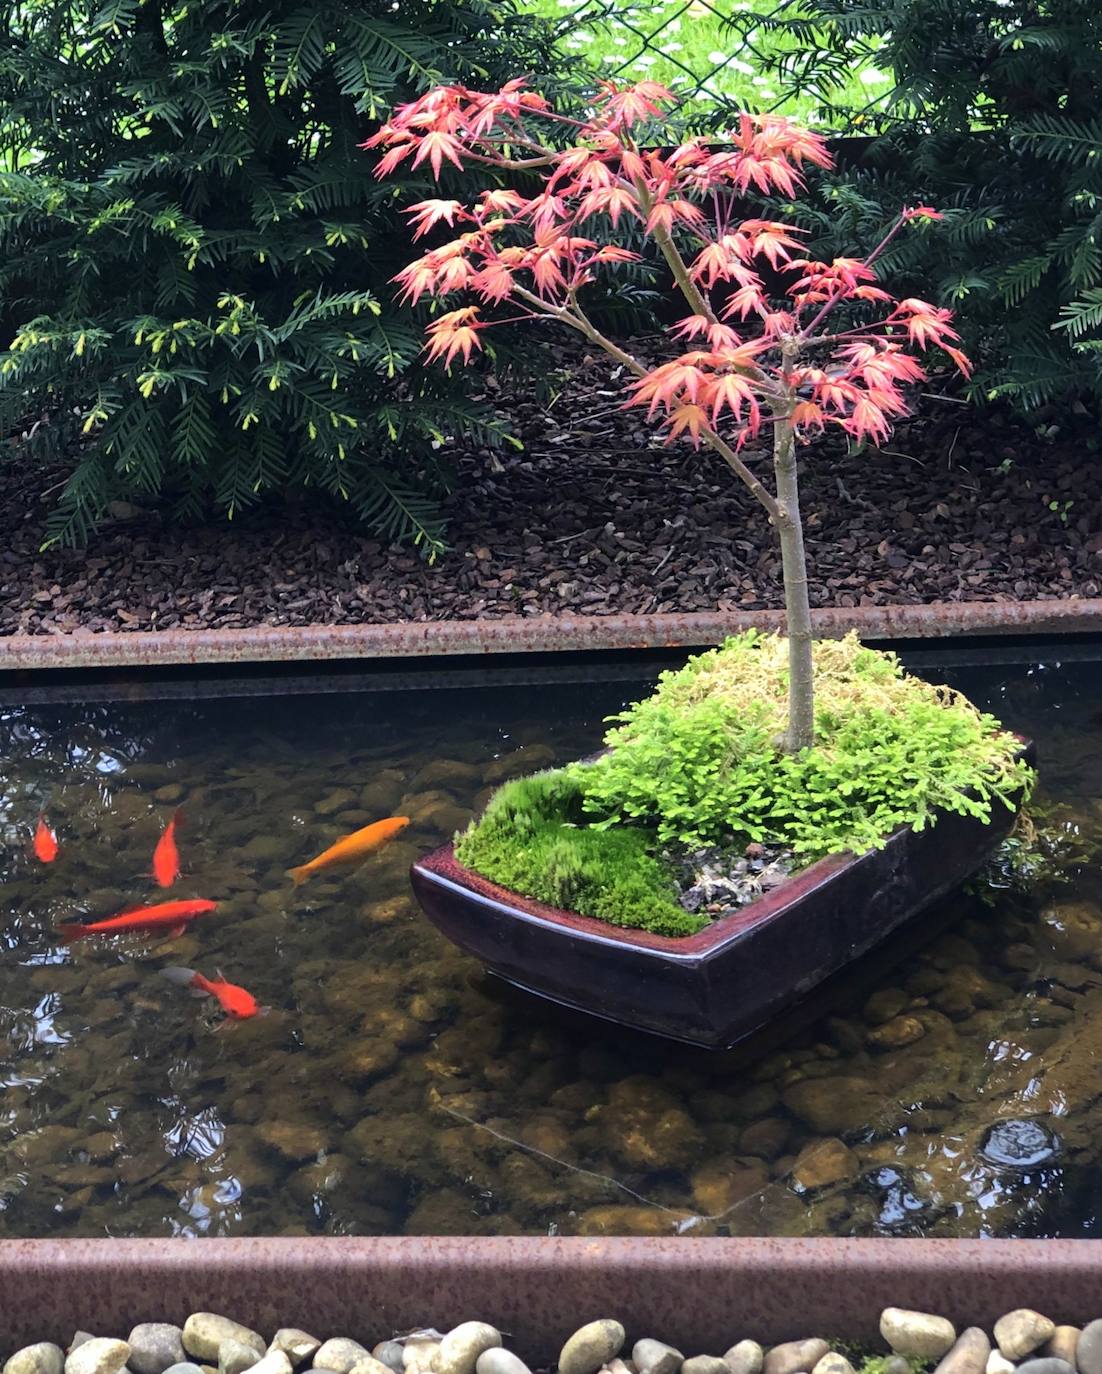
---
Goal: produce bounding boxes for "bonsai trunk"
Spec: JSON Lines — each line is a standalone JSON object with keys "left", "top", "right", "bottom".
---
{"left": 773, "top": 408, "right": 814, "bottom": 752}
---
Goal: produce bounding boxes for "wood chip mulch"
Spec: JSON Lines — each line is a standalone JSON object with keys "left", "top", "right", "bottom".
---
{"left": 0, "top": 342, "right": 1099, "bottom": 637}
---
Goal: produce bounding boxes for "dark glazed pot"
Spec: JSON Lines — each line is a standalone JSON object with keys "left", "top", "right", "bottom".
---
{"left": 410, "top": 742, "right": 1033, "bottom": 1048}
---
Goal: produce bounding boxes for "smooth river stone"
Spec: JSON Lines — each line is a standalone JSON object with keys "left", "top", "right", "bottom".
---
{"left": 986, "top": 1355, "right": 1015, "bottom": 1374}
{"left": 995, "top": 1313, "right": 1056, "bottom": 1362}
{"left": 763, "top": 1342, "right": 829, "bottom": 1374}
{"left": 812, "top": 1356, "right": 855, "bottom": 1374}
{"left": 433, "top": 1325, "right": 501, "bottom": 1374}
{"left": 724, "top": 1345, "right": 764, "bottom": 1374}
{"left": 1016, "top": 1361, "right": 1075, "bottom": 1374}
{"left": 633, "top": 1342, "right": 683, "bottom": 1374}
{"left": 934, "top": 1328, "right": 991, "bottom": 1374}
{"left": 129, "top": 1327, "right": 187, "bottom": 1374}
{"left": 315, "top": 1346, "right": 368, "bottom": 1374}
{"left": 1077, "top": 1322, "right": 1102, "bottom": 1374}
{"left": 65, "top": 1341, "right": 131, "bottom": 1374}
{"left": 184, "top": 1320, "right": 265, "bottom": 1365}
{"left": 220, "top": 1343, "right": 261, "bottom": 1374}
{"left": 681, "top": 1359, "right": 728, "bottom": 1374}
{"left": 270, "top": 1335, "right": 321, "bottom": 1369}
{"left": 1044, "top": 1330, "right": 1080, "bottom": 1368}
{"left": 558, "top": 1321, "right": 625, "bottom": 1374}
{"left": 372, "top": 1350, "right": 404, "bottom": 1374}
{"left": 475, "top": 1355, "right": 531, "bottom": 1374}
{"left": 880, "top": 1310, "right": 957, "bottom": 1361}
{"left": 247, "top": 1353, "right": 291, "bottom": 1374}
{"left": 5, "top": 1346, "right": 65, "bottom": 1374}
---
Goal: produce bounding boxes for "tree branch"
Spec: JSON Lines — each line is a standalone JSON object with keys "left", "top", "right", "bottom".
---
{"left": 510, "top": 284, "right": 786, "bottom": 527}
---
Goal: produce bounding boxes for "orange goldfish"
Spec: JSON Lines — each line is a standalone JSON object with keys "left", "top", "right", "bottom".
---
{"left": 161, "top": 966, "right": 263, "bottom": 1020}
{"left": 33, "top": 815, "right": 58, "bottom": 864}
{"left": 152, "top": 809, "right": 182, "bottom": 888}
{"left": 59, "top": 898, "right": 217, "bottom": 943}
{"left": 287, "top": 815, "right": 410, "bottom": 885}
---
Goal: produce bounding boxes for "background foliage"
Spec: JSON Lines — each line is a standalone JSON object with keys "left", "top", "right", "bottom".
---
{"left": 0, "top": 0, "right": 566, "bottom": 548}
{"left": 750, "top": 0, "right": 1102, "bottom": 410}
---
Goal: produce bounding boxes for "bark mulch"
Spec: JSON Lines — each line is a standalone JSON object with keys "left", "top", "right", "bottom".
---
{"left": 0, "top": 343, "right": 1099, "bottom": 636}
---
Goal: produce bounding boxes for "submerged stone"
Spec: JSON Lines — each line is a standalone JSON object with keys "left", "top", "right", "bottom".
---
{"left": 980, "top": 1119, "right": 1060, "bottom": 1169}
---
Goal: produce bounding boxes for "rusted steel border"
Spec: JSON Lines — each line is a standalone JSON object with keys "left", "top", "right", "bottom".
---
{"left": 1, "top": 599, "right": 1102, "bottom": 671}
{"left": 0, "top": 1236, "right": 1100, "bottom": 1356}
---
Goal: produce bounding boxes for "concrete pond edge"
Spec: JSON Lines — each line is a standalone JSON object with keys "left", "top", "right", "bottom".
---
{"left": 1, "top": 1237, "right": 1101, "bottom": 1356}
{"left": 2, "top": 599, "right": 1102, "bottom": 671}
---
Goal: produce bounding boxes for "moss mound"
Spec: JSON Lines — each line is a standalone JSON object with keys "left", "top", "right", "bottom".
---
{"left": 455, "top": 632, "right": 1034, "bottom": 937}
{"left": 455, "top": 770, "right": 706, "bottom": 937}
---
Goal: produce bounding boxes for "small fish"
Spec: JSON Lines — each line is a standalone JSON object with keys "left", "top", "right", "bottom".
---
{"left": 287, "top": 815, "right": 410, "bottom": 885}
{"left": 161, "top": 966, "right": 263, "bottom": 1020}
{"left": 59, "top": 898, "right": 217, "bottom": 943}
{"left": 33, "top": 815, "right": 58, "bottom": 864}
{"left": 152, "top": 809, "right": 182, "bottom": 888}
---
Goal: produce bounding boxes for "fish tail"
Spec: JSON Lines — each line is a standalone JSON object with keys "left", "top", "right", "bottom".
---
{"left": 57, "top": 924, "right": 89, "bottom": 944}
{"left": 286, "top": 864, "right": 312, "bottom": 886}
{"left": 161, "top": 966, "right": 199, "bottom": 988}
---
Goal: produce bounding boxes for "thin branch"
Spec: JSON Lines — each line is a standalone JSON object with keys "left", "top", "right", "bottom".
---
{"left": 510, "top": 284, "right": 786, "bottom": 527}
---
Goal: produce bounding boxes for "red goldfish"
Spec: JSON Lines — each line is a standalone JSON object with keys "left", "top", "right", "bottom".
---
{"left": 287, "top": 815, "right": 410, "bottom": 885}
{"left": 59, "top": 898, "right": 217, "bottom": 943}
{"left": 161, "top": 966, "right": 263, "bottom": 1020}
{"left": 33, "top": 815, "right": 58, "bottom": 864}
{"left": 152, "top": 809, "right": 182, "bottom": 888}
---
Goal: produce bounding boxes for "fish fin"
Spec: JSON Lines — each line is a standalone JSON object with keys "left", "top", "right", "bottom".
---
{"left": 165, "top": 924, "right": 188, "bottom": 939}
{"left": 286, "top": 864, "right": 311, "bottom": 886}
{"left": 160, "top": 966, "right": 198, "bottom": 988}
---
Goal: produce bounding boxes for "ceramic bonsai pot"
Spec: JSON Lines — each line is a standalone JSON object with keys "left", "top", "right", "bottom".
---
{"left": 410, "top": 741, "right": 1033, "bottom": 1048}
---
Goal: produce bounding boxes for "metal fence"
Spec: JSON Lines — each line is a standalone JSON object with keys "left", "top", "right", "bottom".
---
{"left": 536, "top": 0, "right": 794, "bottom": 125}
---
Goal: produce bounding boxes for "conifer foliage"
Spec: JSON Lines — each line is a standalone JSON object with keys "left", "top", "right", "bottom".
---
{"left": 0, "top": 0, "right": 560, "bottom": 548}
{"left": 757, "top": 0, "right": 1102, "bottom": 410}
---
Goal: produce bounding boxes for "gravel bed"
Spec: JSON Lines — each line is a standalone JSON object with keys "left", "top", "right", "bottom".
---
{"left": 667, "top": 842, "right": 796, "bottom": 917}
{"left": 5, "top": 1308, "right": 1102, "bottom": 1374}
{"left": 0, "top": 340, "right": 1100, "bottom": 636}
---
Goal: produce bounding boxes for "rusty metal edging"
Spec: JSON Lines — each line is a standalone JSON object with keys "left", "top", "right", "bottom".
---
{"left": 1, "top": 599, "right": 1102, "bottom": 671}
{"left": 0, "top": 1237, "right": 1100, "bottom": 1355}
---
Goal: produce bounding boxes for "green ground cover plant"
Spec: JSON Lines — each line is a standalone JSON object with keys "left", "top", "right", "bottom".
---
{"left": 455, "top": 632, "right": 1033, "bottom": 935}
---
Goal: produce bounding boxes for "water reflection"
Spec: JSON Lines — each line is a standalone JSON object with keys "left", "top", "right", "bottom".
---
{"left": 0, "top": 650, "right": 1100, "bottom": 1238}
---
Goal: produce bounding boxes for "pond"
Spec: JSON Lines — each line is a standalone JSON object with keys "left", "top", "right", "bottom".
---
{"left": 1, "top": 644, "right": 1101, "bottom": 1241}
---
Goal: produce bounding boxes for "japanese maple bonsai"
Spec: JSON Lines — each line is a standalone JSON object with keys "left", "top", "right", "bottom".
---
{"left": 370, "top": 80, "right": 1033, "bottom": 943}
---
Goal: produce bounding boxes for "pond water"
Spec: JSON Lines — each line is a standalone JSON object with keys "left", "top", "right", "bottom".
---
{"left": 2, "top": 646, "right": 1102, "bottom": 1241}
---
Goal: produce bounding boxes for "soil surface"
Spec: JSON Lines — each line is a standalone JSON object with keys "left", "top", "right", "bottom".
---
{"left": 1, "top": 341, "right": 1099, "bottom": 635}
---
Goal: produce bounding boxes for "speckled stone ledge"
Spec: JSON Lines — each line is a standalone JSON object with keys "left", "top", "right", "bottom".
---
{"left": 0, "top": 599, "right": 1100, "bottom": 672}
{"left": 1, "top": 1238, "right": 1101, "bottom": 1360}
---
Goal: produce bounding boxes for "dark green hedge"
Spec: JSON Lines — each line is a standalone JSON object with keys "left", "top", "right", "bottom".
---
{"left": 0, "top": 0, "right": 567, "bottom": 548}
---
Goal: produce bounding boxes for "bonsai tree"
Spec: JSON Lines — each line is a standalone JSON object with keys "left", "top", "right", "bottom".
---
{"left": 366, "top": 81, "right": 971, "bottom": 750}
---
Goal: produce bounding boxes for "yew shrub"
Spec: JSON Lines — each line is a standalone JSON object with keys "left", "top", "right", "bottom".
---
{"left": 367, "top": 80, "right": 969, "bottom": 750}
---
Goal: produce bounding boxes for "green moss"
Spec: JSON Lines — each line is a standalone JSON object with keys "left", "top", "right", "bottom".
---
{"left": 856, "top": 1357, "right": 929, "bottom": 1374}
{"left": 455, "top": 632, "right": 1035, "bottom": 938}
{"left": 455, "top": 770, "right": 705, "bottom": 938}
